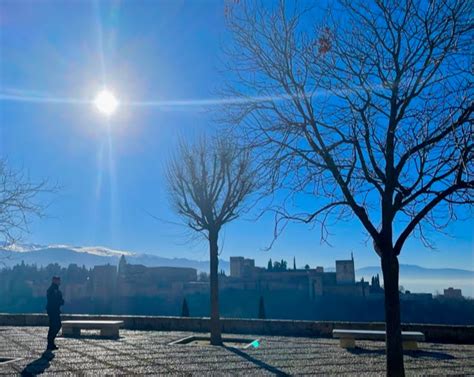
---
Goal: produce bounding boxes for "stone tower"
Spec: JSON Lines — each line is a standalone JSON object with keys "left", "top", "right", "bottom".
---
{"left": 335, "top": 257, "right": 355, "bottom": 285}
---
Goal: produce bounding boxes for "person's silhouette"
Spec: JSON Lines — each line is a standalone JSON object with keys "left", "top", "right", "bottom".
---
{"left": 46, "top": 276, "right": 64, "bottom": 350}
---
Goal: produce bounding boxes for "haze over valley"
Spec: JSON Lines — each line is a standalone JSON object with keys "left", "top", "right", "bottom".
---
{"left": 2, "top": 243, "right": 472, "bottom": 297}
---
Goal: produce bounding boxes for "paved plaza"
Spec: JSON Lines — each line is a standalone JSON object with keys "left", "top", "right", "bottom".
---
{"left": 1, "top": 326, "right": 473, "bottom": 376}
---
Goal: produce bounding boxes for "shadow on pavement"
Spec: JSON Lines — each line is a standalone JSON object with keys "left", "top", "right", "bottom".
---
{"left": 21, "top": 350, "right": 55, "bottom": 376}
{"left": 61, "top": 334, "right": 121, "bottom": 340}
{"left": 224, "top": 345, "right": 290, "bottom": 376}
{"left": 347, "top": 347, "right": 385, "bottom": 356}
{"left": 347, "top": 347, "right": 455, "bottom": 360}
{"left": 405, "top": 350, "right": 455, "bottom": 360}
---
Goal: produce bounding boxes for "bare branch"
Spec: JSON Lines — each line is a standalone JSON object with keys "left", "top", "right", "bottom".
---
{"left": 166, "top": 135, "right": 257, "bottom": 236}
{"left": 0, "top": 159, "right": 56, "bottom": 247}
{"left": 223, "top": 0, "right": 473, "bottom": 253}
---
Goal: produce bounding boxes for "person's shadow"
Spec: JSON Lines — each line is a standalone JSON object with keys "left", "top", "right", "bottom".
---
{"left": 21, "top": 350, "right": 55, "bottom": 376}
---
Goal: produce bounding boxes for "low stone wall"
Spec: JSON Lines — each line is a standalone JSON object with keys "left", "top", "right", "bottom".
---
{"left": 0, "top": 313, "right": 473, "bottom": 344}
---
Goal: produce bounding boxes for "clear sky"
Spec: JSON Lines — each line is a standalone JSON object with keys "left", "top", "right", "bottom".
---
{"left": 0, "top": 1, "right": 472, "bottom": 271}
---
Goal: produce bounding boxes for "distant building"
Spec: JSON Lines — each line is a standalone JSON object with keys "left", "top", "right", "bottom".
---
{"left": 443, "top": 287, "right": 463, "bottom": 299}
{"left": 30, "top": 255, "right": 200, "bottom": 302}
{"left": 26, "top": 280, "right": 45, "bottom": 298}
{"left": 91, "top": 264, "right": 117, "bottom": 299}
{"left": 335, "top": 254, "right": 355, "bottom": 285}
{"left": 116, "top": 256, "right": 197, "bottom": 297}
{"left": 226, "top": 254, "right": 377, "bottom": 299}
{"left": 230, "top": 257, "right": 255, "bottom": 278}
{"left": 64, "top": 282, "right": 89, "bottom": 301}
{"left": 401, "top": 292, "right": 433, "bottom": 301}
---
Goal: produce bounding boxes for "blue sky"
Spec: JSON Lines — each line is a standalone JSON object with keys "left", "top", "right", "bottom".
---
{"left": 0, "top": 1, "right": 472, "bottom": 271}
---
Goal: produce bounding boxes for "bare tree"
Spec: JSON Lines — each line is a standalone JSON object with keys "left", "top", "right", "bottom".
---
{"left": 166, "top": 135, "right": 256, "bottom": 345}
{"left": 224, "top": 1, "right": 473, "bottom": 374}
{"left": 0, "top": 159, "right": 52, "bottom": 250}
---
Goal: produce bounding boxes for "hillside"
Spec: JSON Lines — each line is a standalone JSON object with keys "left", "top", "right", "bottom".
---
{"left": 357, "top": 265, "right": 474, "bottom": 297}
{"left": 0, "top": 244, "right": 229, "bottom": 273}
{"left": 1, "top": 243, "right": 472, "bottom": 296}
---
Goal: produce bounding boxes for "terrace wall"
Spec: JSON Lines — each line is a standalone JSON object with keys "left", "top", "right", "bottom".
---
{"left": 0, "top": 313, "right": 473, "bottom": 344}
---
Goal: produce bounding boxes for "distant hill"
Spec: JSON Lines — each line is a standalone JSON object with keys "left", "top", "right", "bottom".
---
{"left": 1, "top": 244, "right": 472, "bottom": 296}
{"left": 356, "top": 265, "right": 474, "bottom": 297}
{"left": 357, "top": 264, "right": 474, "bottom": 280}
{"left": 0, "top": 243, "right": 229, "bottom": 273}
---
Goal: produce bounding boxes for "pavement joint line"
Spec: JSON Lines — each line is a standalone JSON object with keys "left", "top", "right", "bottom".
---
{"left": 2, "top": 327, "right": 474, "bottom": 375}
{"left": 78, "top": 334, "right": 191, "bottom": 375}
{"left": 0, "top": 328, "right": 62, "bottom": 374}
{"left": 19, "top": 327, "right": 138, "bottom": 375}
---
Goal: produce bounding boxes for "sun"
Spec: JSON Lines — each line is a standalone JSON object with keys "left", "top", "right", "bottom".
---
{"left": 94, "top": 89, "right": 118, "bottom": 116}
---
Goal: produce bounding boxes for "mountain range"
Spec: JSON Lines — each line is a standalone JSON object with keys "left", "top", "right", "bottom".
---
{"left": 1, "top": 243, "right": 472, "bottom": 296}
{"left": 357, "top": 265, "right": 474, "bottom": 280}
{"left": 0, "top": 243, "right": 229, "bottom": 272}
{"left": 356, "top": 265, "right": 474, "bottom": 297}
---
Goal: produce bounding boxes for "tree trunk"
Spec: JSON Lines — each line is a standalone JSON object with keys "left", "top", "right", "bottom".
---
{"left": 381, "top": 252, "right": 405, "bottom": 377}
{"left": 209, "top": 230, "right": 222, "bottom": 345}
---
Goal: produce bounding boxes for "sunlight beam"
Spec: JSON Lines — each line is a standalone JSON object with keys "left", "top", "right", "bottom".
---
{"left": 1, "top": 90, "right": 344, "bottom": 111}
{"left": 0, "top": 93, "right": 90, "bottom": 105}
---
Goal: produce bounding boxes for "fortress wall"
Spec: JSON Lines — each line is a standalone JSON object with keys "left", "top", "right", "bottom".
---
{"left": 0, "top": 313, "right": 473, "bottom": 344}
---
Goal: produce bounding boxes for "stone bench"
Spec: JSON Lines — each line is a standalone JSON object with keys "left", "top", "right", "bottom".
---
{"left": 333, "top": 329, "right": 425, "bottom": 350}
{"left": 62, "top": 320, "right": 124, "bottom": 339}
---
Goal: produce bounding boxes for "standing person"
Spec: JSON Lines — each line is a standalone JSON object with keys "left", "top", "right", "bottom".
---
{"left": 46, "top": 276, "right": 64, "bottom": 350}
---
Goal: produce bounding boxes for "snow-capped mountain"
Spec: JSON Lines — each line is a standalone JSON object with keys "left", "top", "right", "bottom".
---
{"left": 1, "top": 242, "right": 47, "bottom": 253}
{"left": 1, "top": 243, "right": 134, "bottom": 256}
{"left": 0, "top": 243, "right": 229, "bottom": 273}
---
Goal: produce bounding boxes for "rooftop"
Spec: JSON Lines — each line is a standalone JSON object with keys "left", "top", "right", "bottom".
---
{"left": 1, "top": 327, "right": 474, "bottom": 376}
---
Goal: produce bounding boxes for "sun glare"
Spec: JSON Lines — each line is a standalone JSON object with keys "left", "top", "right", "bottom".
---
{"left": 94, "top": 89, "right": 118, "bottom": 116}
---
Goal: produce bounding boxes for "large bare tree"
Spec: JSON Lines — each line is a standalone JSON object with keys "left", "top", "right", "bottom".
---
{"left": 166, "top": 135, "right": 256, "bottom": 345}
{"left": 223, "top": 0, "right": 473, "bottom": 374}
{"left": 0, "top": 159, "right": 51, "bottom": 249}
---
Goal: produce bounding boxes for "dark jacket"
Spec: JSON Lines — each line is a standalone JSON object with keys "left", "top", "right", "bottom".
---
{"left": 46, "top": 283, "right": 64, "bottom": 314}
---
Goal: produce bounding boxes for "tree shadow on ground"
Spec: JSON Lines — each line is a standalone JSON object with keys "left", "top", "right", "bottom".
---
{"left": 61, "top": 334, "right": 120, "bottom": 340}
{"left": 347, "top": 347, "right": 385, "bottom": 356}
{"left": 404, "top": 350, "right": 455, "bottom": 360}
{"left": 347, "top": 347, "right": 455, "bottom": 360}
{"left": 21, "top": 350, "right": 55, "bottom": 376}
{"left": 224, "top": 346, "right": 290, "bottom": 376}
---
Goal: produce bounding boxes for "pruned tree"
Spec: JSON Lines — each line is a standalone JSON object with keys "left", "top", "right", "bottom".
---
{"left": 181, "top": 298, "right": 190, "bottom": 317}
{"left": 166, "top": 135, "right": 256, "bottom": 345}
{"left": 258, "top": 295, "right": 266, "bottom": 319}
{"left": 224, "top": 1, "right": 473, "bottom": 374}
{"left": 0, "top": 159, "right": 52, "bottom": 253}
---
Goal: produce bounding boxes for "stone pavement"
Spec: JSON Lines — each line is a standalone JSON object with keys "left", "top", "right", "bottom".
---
{"left": 1, "top": 326, "right": 473, "bottom": 376}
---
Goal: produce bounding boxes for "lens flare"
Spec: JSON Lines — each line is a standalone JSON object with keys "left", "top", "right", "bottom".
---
{"left": 94, "top": 89, "right": 118, "bottom": 115}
